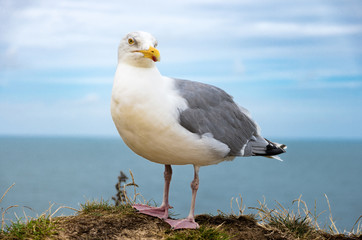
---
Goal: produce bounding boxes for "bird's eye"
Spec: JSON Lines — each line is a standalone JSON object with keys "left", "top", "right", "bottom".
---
{"left": 154, "top": 41, "right": 158, "bottom": 48}
{"left": 128, "top": 38, "right": 135, "bottom": 45}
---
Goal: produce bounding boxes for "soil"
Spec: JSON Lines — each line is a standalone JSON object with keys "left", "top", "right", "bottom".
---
{"left": 52, "top": 209, "right": 361, "bottom": 240}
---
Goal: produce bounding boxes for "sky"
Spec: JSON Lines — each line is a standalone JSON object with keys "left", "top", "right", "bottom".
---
{"left": 0, "top": 0, "right": 361, "bottom": 139}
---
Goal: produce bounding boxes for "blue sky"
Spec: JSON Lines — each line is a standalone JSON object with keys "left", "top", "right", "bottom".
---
{"left": 0, "top": 0, "right": 361, "bottom": 138}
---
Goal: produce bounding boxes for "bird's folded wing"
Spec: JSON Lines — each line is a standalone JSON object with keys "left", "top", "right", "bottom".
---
{"left": 174, "top": 79, "right": 259, "bottom": 156}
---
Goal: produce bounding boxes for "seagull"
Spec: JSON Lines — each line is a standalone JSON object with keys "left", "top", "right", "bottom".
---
{"left": 111, "top": 31, "right": 286, "bottom": 229}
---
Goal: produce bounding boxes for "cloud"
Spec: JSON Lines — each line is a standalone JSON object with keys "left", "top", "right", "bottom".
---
{"left": 67, "top": 93, "right": 101, "bottom": 105}
{"left": 296, "top": 79, "right": 362, "bottom": 89}
{"left": 0, "top": 92, "right": 114, "bottom": 136}
{"left": 236, "top": 22, "right": 362, "bottom": 38}
{"left": 2, "top": 0, "right": 361, "bottom": 70}
{"left": 0, "top": 0, "right": 361, "bottom": 137}
{"left": 0, "top": 46, "right": 19, "bottom": 70}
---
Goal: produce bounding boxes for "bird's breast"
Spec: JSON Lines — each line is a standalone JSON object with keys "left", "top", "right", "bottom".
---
{"left": 111, "top": 74, "right": 191, "bottom": 164}
{"left": 111, "top": 67, "right": 229, "bottom": 166}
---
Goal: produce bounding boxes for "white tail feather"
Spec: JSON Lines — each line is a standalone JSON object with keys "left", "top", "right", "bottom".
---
{"left": 266, "top": 155, "right": 283, "bottom": 161}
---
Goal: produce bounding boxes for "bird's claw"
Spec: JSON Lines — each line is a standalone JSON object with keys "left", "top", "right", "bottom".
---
{"left": 165, "top": 218, "right": 199, "bottom": 229}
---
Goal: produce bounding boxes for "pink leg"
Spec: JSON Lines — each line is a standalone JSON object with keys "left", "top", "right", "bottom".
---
{"left": 133, "top": 165, "right": 172, "bottom": 219}
{"left": 166, "top": 165, "right": 200, "bottom": 229}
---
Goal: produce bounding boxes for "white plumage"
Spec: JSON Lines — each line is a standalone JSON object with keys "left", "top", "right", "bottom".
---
{"left": 111, "top": 31, "right": 286, "bottom": 229}
{"left": 111, "top": 33, "right": 232, "bottom": 166}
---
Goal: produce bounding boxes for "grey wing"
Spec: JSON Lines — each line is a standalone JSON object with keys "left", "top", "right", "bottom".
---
{"left": 174, "top": 79, "right": 259, "bottom": 156}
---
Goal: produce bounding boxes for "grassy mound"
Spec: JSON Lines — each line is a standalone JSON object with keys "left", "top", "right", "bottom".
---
{"left": 1, "top": 199, "right": 361, "bottom": 240}
{"left": 1, "top": 173, "right": 361, "bottom": 240}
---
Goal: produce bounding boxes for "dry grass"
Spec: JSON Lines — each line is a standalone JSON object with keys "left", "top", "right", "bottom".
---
{"left": 250, "top": 194, "right": 362, "bottom": 239}
{"left": 0, "top": 183, "right": 78, "bottom": 240}
{"left": 1, "top": 183, "right": 17, "bottom": 232}
{"left": 1, "top": 172, "right": 361, "bottom": 240}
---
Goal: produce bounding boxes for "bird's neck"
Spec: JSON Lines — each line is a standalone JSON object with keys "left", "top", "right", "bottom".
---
{"left": 120, "top": 57, "right": 156, "bottom": 68}
{"left": 113, "top": 62, "right": 165, "bottom": 92}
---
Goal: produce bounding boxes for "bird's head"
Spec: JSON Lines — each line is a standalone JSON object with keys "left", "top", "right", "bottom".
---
{"left": 118, "top": 31, "right": 160, "bottom": 68}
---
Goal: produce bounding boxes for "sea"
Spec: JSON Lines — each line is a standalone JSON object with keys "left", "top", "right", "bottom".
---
{"left": 0, "top": 136, "right": 361, "bottom": 232}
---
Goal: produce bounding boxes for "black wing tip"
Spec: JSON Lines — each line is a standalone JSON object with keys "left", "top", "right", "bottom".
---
{"left": 254, "top": 139, "right": 287, "bottom": 156}
{"left": 267, "top": 146, "right": 286, "bottom": 155}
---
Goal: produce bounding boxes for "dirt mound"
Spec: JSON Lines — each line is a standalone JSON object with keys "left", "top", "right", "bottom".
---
{"left": 55, "top": 210, "right": 169, "bottom": 240}
{"left": 53, "top": 209, "right": 361, "bottom": 240}
{"left": 2, "top": 204, "right": 360, "bottom": 240}
{"left": 195, "top": 214, "right": 292, "bottom": 240}
{"left": 53, "top": 208, "right": 290, "bottom": 240}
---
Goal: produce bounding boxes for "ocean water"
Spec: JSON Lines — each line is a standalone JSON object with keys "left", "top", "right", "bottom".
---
{"left": 0, "top": 137, "right": 361, "bottom": 231}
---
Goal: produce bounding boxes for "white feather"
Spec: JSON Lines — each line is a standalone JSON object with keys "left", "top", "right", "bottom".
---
{"left": 111, "top": 63, "right": 230, "bottom": 166}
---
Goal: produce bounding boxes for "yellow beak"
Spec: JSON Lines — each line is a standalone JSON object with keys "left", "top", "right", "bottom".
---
{"left": 135, "top": 46, "right": 160, "bottom": 62}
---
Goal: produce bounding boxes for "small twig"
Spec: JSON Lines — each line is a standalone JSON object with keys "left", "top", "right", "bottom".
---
{"left": 14, "top": 212, "right": 19, "bottom": 221}
{"left": 129, "top": 170, "right": 137, "bottom": 203}
{"left": 236, "top": 194, "right": 245, "bottom": 215}
{"left": 324, "top": 194, "right": 339, "bottom": 234}
{"left": 41, "top": 202, "right": 55, "bottom": 219}
{"left": 2, "top": 205, "right": 19, "bottom": 231}
{"left": 22, "top": 207, "right": 30, "bottom": 223}
{"left": 0, "top": 183, "right": 15, "bottom": 204}
{"left": 350, "top": 215, "right": 362, "bottom": 234}
{"left": 230, "top": 197, "right": 235, "bottom": 216}
{"left": 50, "top": 206, "right": 78, "bottom": 219}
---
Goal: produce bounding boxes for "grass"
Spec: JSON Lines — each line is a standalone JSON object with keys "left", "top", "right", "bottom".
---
{"left": 80, "top": 199, "right": 118, "bottom": 213}
{"left": 0, "top": 183, "right": 77, "bottom": 240}
{"left": 1, "top": 215, "right": 57, "bottom": 240}
{"left": 165, "top": 226, "right": 231, "bottom": 240}
{"left": 79, "top": 198, "right": 135, "bottom": 215}
{"left": 252, "top": 196, "right": 315, "bottom": 238}
{"left": 1, "top": 173, "right": 361, "bottom": 240}
{"left": 251, "top": 194, "right": 362, "bottom": 239}
{"left": 253, "top": 199, "right": 315, "bottom": 238}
